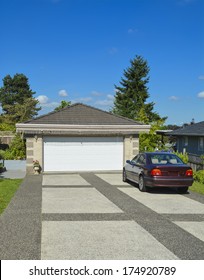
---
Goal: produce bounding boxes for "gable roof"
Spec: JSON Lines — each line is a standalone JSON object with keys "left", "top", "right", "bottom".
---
{"left": 167, "top": 121, "right": 204, "bottom": 136}
{"left": 25, "top": 103, "right": 142, "bottom": 125}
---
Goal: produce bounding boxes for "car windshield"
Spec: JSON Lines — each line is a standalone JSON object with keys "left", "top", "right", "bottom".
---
{"left": 149, "top": 153, "right": 184, "bottom": 165}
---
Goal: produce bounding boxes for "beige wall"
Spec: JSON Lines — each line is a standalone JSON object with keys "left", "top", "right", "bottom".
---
{"left": 26, "top": 136, "right": 43, "bottom": 173}
{"left": 123, "top": 135, "right": 139, "bottom": 164}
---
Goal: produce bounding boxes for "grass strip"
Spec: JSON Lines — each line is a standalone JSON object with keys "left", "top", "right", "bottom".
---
{"left": 0, "top": 179, "right": 22, "bottom": 215}
{"left": 190, "top": 181, "right": 204, "bottom": 195}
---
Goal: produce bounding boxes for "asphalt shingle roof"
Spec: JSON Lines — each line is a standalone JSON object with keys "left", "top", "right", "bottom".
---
{"left": 25, "top": 103, "right": 142, "bottom": 125}
{"left": 167, "top": 121, "right": 204, "bottom": 136}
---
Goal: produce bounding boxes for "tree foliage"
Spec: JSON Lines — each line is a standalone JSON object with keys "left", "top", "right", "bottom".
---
{"left": 2, "top": 134, "right": 26, "bottom": 160}
{"left": 139, "top": 119, "right": 166, "bottom": 152}
{"left": 1, "top": 98, "right": 40, "bottom": 124}
{"left": 54, "top": 100, "right": 71, "bottom": 111}
{"left": 112, "top": 55, "right": 166, "bottom": 124}
{"left": 0, "top": 73, "right": 41, "bottom": 123}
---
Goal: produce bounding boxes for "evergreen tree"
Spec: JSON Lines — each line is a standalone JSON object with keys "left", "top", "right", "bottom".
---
{"left": 112, "top": 55, "right": 166, "bottom": 123}
{"left": 0, "top": 73, "right": 40, "bottom": 123}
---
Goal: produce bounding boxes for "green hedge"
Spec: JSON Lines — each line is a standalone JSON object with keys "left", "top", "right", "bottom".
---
{"left": 193, "top": 170, "right": 204, "bottom": 184}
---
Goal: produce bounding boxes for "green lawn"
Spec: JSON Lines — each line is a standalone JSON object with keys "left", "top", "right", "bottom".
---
{"left": 189, "top": 181, "right": 204, "bottom": 195}
{"left": 0, "top": 179, "right": 22, "bottom": 215}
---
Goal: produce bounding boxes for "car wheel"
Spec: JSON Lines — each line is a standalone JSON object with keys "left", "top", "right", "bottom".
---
{"left": 177, "top": 187, "right": 189, "bottom": 194}
{"left": 123, "top": 169, "right": 127, "bottom": 182}
{"left": 139, "top": 175, "right": 147, "bottom": 192}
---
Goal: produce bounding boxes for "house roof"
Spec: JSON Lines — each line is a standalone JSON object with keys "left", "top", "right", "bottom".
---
{"left": 16, "top": 103, "right": 151, "bottom": 136}
{"left": 166, "top": 121, "right": 204, "bottom": 136}
{"left": 25, "top": 103, "right": 142, "bottom": 125}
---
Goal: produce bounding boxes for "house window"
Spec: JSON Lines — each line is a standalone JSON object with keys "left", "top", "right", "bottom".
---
{"left": 183, "top": 136, "right": 188, "bottom": 146}
{"left": 198, "top": 137, "right": 204, "bottom": 151}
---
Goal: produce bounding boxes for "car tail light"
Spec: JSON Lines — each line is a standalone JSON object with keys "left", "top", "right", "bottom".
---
{"left": 185, "top": 169, "right": 193, "bottom": 176}
{"left": 151, "top": 169, "right": 162, "bottom": 176}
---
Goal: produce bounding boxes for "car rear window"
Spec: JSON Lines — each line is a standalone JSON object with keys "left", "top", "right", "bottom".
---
{"left": 150, "top": 154, "right": 183, "bottom": 165}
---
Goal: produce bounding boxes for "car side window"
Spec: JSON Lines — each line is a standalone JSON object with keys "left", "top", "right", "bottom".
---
{"left": 136, "top": 154, "right": 146, "bottom": 165}
{"left": 131, "top": 155, "right": 140, "bottom": 163}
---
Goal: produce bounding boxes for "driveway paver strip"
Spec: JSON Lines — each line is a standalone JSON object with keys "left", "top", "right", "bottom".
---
{"left": 0, "top": 175, "right": 42, "bottom": 259}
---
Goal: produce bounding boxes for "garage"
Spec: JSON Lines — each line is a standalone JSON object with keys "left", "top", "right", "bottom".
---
{"left": 43, "top": 136, "right": 123, "bottom": 172}
{"left": 16, "top": 103, "right": 150, "bottom": 173}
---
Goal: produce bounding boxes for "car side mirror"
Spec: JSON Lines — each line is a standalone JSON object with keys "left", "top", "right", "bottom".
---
{"left": 126, "top": 160, "right": 131, "bottom": 164}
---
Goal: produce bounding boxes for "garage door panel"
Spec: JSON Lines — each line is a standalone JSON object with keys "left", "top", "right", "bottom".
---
{"left": 44, "top": 137, "right": 123, "bottom": 172}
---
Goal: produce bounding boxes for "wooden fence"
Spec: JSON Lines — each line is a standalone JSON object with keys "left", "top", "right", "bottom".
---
{"left": 188, "top": 153, "right": 204, "bottom": 171}
{"left": 0, "top": 131, "right": 15, "bottom": 146}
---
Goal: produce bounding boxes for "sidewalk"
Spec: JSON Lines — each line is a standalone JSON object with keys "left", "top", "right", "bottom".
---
{"left": 0, "top": 175, "right": 42, "bottom": 260}
{"left": 0, "top": 160, "right": 26, "bottom": 179}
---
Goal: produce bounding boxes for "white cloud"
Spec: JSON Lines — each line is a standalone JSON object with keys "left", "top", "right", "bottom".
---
{"left": 95, "top": 99, "right": 113, "bottom": 106}
{"left": 58, "top": 89, "right": 68, "bottom": 97}
{"left": 177, "top": 0, "right": 195, "bottom": 5}
{"left": 197, "top": 91, "right": 204, "bottom": 98}
{"left": 114, "top": 88, "right": 120, "bottom": 93}
{"left": 91, "top": 91, "right": 102, "bottom": 96}
{"left": 80, "top": 97, "right": 92, "bottom": 102}
{"left": 128, "top": 28, "right": 138, "bottom": 34}
{"left": 95, "top": 95, "right": 114, "bottom": 107}
{"left": 36, "top": 95, "right": 59, "bottom": 110}
{"left": 169, "top": 95, "right": 179, "bottom": 101}
{"left": 41, "top": 102, "right": 60, "bottom": 108}
{"left": 198, "top": 75, "right": 204, "bottom": 80}
{"left": 108, "top": 47, "right": 118, "bottom": 55}
{"left": 36, "top": 95, "right": 49, "bottom": 104}
{"left": 72, "top": 97, "right": 92, "bottom": 103}
{"left": 107, "top": 94, "right": 114, "bottom": 100}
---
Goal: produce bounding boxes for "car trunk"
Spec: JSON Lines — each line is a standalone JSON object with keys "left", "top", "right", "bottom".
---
{"left": 155, "top": 165, "right": 190, "bottom": 177}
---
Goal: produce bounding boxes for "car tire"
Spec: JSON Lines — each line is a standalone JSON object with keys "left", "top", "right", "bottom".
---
{"left": 139, "top": 175, "right": 147, "bottom": 192}
{"left": 123, "top": 169, "right": 127, "bottom": 182}
{"left": 177, "top": 187, "right": 189, "bottom": 194}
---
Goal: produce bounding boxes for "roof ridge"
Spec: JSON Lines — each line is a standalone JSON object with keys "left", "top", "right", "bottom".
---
{"left": 167, "top": 120, "right": 204, "bottom": 136}
{"left": 176, "top": 120, "right": 204, "bottom": 130}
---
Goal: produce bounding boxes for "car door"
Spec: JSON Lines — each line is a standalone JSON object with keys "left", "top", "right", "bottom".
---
{"left": 125, "top": 154, "right": 140, "bottom": 181}
{"left": 132, "top": 154, "right": 146, "bottom": 183}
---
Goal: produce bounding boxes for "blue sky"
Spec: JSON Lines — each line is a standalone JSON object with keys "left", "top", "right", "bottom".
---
{"left": 0, "top": 0, "right": 203, "bottom": 125}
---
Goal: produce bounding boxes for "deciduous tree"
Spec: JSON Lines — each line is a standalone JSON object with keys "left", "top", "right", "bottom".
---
{"left": 54, "top": 100, "right": 71, "bottom": 111}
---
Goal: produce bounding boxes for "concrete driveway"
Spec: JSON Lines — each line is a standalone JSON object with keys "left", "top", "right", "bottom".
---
{"left": 0, "top": 172, "right": 204, "bottom": 259}
{"left": 41, "top": 173, "right": 204, "bottom": 260}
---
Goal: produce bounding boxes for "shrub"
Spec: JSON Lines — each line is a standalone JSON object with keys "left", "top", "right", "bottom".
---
{"left": 0, "top": 150, "right": 5, "bottom": 160}
{"left": 174, "top": 152, "right": 188, "bottom": 164}
{"left": 193, "top": 170, "right": 204, "bottom": 184}
{"left": 3, "top": 134, "right": 26, "bottom": 160}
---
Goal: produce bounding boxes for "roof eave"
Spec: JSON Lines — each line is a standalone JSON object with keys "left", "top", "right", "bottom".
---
{"left": 168, "top": 133, "right": 204, "bottom": 137}
{"left": 16, "top": 123, "right": 151, "bottom": 135}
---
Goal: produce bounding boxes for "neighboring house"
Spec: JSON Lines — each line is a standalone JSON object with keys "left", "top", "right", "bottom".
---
{"left": 0, "top": 131, "right": 15, "bottom": 146}
{"left": 166, "top": 121, "right": 204, "bottom": 156}
{"left": 16, "top": 103, "right": 150, "bottom": 173}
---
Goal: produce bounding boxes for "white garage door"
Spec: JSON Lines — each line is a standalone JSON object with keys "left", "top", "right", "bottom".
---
{"left": 43, "top": 136, "right": 123, "bottom": 172}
